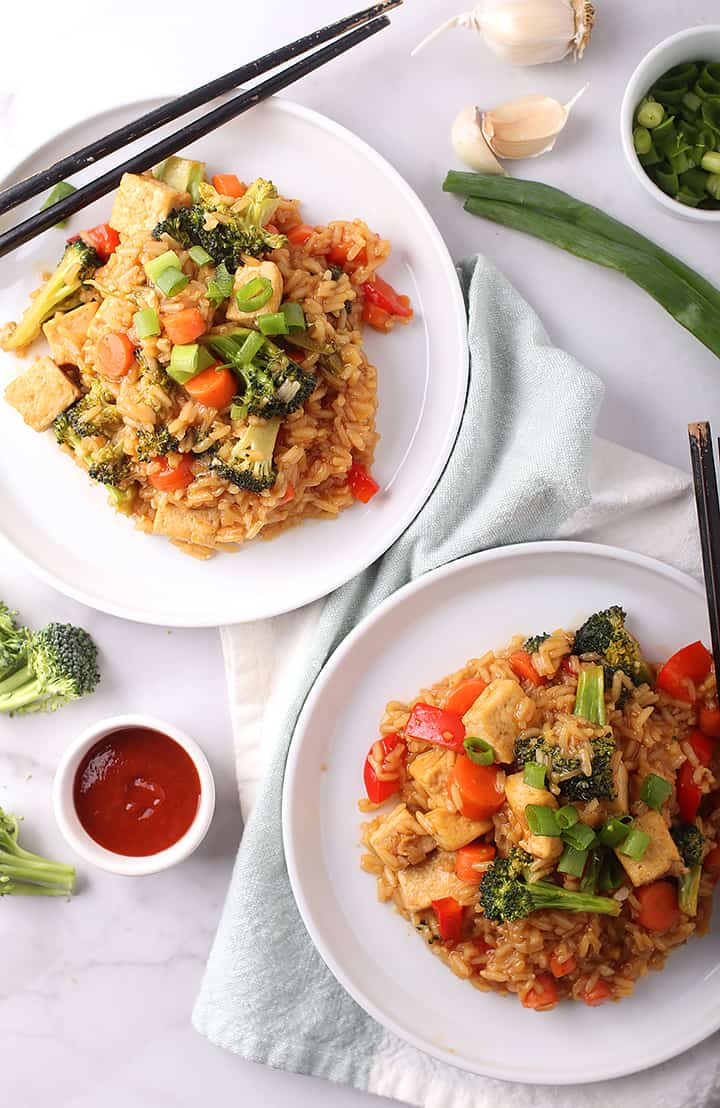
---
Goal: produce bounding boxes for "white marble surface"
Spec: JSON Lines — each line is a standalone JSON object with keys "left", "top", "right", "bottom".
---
{"left": 1, "top": 1, "right": 720, "bottom": 1105}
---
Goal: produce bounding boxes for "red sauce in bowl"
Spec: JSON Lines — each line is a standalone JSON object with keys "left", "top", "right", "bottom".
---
{"left": 73, "top": 727, "right": 202, "bottom": 857}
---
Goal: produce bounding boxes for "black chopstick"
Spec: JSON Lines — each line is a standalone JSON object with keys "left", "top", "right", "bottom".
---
{"left": 688, "top": 422, "right": 720, "bottom": 677}
{"left": 0, "top": 16, "right": 391, "bottom": 259}
{"left": 0, "top": 0, "right": 402, "bottom": 218}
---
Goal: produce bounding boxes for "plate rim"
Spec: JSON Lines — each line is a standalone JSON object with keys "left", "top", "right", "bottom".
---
{"left": 0, "top": 95, "right": 468, "bottom": 627}
{"left": 283, "top": 539, "right": 713, "bottom": 1085}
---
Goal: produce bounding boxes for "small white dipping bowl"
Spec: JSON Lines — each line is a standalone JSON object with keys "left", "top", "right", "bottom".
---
{"left": 620, "top": 25, "right": 720, "bottom": 223}
{"left": 52, "top": 714, "right": 215, "bottom": 876}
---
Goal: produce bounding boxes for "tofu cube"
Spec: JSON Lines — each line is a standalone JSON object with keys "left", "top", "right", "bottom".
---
{"left": 462, "top": 679, "right": 535, "bottom": 763}
{"left": 110, "top": 173, "right": 191, "bottom": 236}
{"left": 5, "top": 356, "right": 79, "bottom": 431}
{"left": 43, "top": 302, "right": 98, "bottom": 367}
{"left": 417, "top": 808, "right": 492, "bottom": 851}
{"left": 504, "top": 770, "right": 563, "bottom": 862}
{"left": 397, "top": 852, "right": 472, "bottom": 912}
{"left": 408, "top": 748, "right": 455, "bottom": 806}
{"left": 152, "top": 503, "right": 218, "bottom": 548}
{"left": 86, "top": 296, "right": 136, "bottom": 343}
{"left": 226, "top": 260, "right": 284, "bottom": 323}
{"left": 367, "top": 803, "right": 435, "bottom": 871}
{"left": 615, "top": 809, "right": 681, "bottom": 887}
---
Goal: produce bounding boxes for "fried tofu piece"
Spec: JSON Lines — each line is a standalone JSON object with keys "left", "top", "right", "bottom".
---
{"left": 110, "top": 172, "right": 191, "bottom": 236}
{"left": 152, "top": 503, "right": 218, "bottom": 548}
{"left": 43, "top": 302, "right": 98, "bottom": 367}
{"left": 417, "top": 808, "right": 492, "bottom": 851}
{"left": 408, "top": 748, "right": 454, "bottom": 806}
{"left": 86, "top": 296, "right": 136, "bottom": 342}
{"left": 5, "top": 356, "right": 79, "bottom": 432}
{"left": 504, "top": 770, "right": 563, "bottom": 862}
{"left": 397, "top": 852, "right": 471, "bottom": 912}
{"left": 461, "top": 679, "right": 535, "bottom": 764}
{"left": 615, "top": 809, "right": 681, "bottom": 887}
{"left": 226, "top": 259, "right": 283, "bottom": 323}
{"left": 367, "top": 803, "right": 436, "bottom": 871}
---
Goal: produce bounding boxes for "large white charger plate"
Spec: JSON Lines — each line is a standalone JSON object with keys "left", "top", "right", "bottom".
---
{"left": 0, "top": 98, "right": 467, "bottom": 626}
{"left": 283, "top": 541, "right": 720, "bottom": 1085}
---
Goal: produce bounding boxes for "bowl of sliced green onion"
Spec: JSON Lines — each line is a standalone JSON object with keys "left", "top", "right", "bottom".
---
{"left": 621, "top": 26, "right": 720, "bottom": 221}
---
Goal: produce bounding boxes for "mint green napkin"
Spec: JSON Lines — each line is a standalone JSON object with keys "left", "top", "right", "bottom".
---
{"left": 193, "top": 256, "right": 605, "bottom": 1100}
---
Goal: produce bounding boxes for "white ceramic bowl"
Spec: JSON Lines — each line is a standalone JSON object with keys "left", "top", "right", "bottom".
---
{"left": 620, "top": 25, "right": 720, "bottom": 222}
{"left": 52, "top": 714, "right": 215, "bottom": 875}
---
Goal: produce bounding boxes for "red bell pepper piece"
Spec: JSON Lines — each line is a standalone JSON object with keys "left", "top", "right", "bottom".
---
{"left": 363, "top": 734, "right": 405, "bottom": 804}
{"left": 362, "top": 302, "right": 393, "bottom": 332}
{"left": 347, "top": 462, "right": 380, "bottom": 504}
{"left": 432, "top": 897, "right": 464, "bottom": 942}
{"left": 677, "top": 729, "right": 714, "bottom": 822}
{"left": 362, "top": 275, "right": 413, "bottom": 318}
{"left": 699, "top": 703, "right": 720, "bottom": 737}
{"left": 657, "top": 641, "right": 713, "bottom": 702}
{"left": 508, "top": 650, "right": 546, "bottom": 687}
{"left": 82, "top": 222, "right": 120, "bottom": 260}
{"left": 287, "top": 223, "right": 315, "bottom": 245}
{"left": 405, "top": 702, "right": 465, "bottom": 752}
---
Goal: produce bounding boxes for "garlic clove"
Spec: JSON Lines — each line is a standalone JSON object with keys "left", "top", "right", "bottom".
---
{"left": 412, "top": 0, "right": 595, "bottom": 68}
{"left": 482, "top": 86, "right": 587, "bottom": 160}
{"left": 451, "top": 106, "right": 508, "bottom": 175}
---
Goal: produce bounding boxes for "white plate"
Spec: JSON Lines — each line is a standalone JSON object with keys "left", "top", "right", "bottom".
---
{"left": 0, "top": 98, "right": 467, "bottom": 627}
{"left": 283, "top": 541, "right": 720, "bottom": 1085}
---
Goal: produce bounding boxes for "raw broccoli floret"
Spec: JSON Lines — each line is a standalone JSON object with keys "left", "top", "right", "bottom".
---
{"left": 135, "top": 427, "right": 179, "bottom": 461}
{"left": 0, "top": 622, "right": 100, "bottom": 715}
{"left": 2, "top": 240, "right": 99, "bottom": 351}
{"left": 87, "top": 442, "right": 130, "bottom": 486}
{"left": 523, "top": 633, "right": 550, "bottom": 654}
{"left": 671, "top": 823, "right": 704, "bottom": 916}
{"left": 0, "top": 808, "right": 75, "bottom": 897}
{"left": 211, "top": 332, "right": 316, "bottom": 420}
{"left": 480, "top": 847, "right": 621, "bottom": 923}
{"left": 0, "top": 603, "right": 27, "bottom": 681}
{"left": 153, "top": 178, "right": 287, "bottom": 268}
{"left": 573, "top": 606, "right": 652, "bottom": 686}
{"left": 210, "top": 418, "right": 281, "bottom": 493}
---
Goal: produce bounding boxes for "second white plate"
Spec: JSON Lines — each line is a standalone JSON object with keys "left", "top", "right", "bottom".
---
{"left": 283, "top": 541, "right": 720, "bottom": 1085}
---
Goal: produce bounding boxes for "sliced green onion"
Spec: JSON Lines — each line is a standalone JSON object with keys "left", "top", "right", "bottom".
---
{"left": 640, "top": 772, "right": 673, "bottom": 810}
{"left": 618, "top": 828, "right": 651, "bottom": 861}
{"left": 523, "top": 762, "right": 546, "bottom": 789}
{"left": 637, "top": 100, "right": 665, "bottom": 129}
{"left": 235, "top": 276, "right": 273, "bottom": 313}
{"left": 207, "top": 261, "right": 235, "bottom": 306}
{"left": 701, "top": 150, "right": 720, "bottom": 174}
{"left": 561, "top": 821, "right": 596, "bottom": 852}
{"left": 188, "top": 245, "right": 213, "bottom": 266}
{"left": 599, "top": 816, "right": 631, "bottom": 847}
{"left": 634, "top": 126, "right": 652, "bottom": 156}
{"left": 167, "top": 343, "right": 215, "bottom": 385}
{"left": 280, "top": 301, "right": 307, "bottom": 330}
{"left": 40, "top": 181, "right": 77, "bottom": 228}
{"left": 230, "top": 402, "right": 248, "bottom": 421}
{"left": 258, "top": 312, "right": 289, "bottom": 336}
{"left": 556, "top": 804, "right": 580, "bottom": 831}
{"left": 684, "top": 90, "right": 702, "bottom": 114}
{"left": 558, "top": 844, "right": 588, "bottom": 877}
{"left": 155, "top": 267, "right": 189, "bottom": 298}
{"left": 235, "top": 330, "right": 265, "bottom": 365}
{"left": 600, "top": 852, "right": 624, "bottom": 892}
{"left": 144, "top": 250, "right": 182, "bottom": 283}
{"left": 464, "top": 736, "right": 495, "bottom": 766}
{"left": 525, "top": 804, "right": 561, "bottom": 837}
{"left": 707, "top": 174, "right": 720, "bottom": 200}
{"left": 580, "top": 850, "right": 602, "bottom": 894}
{"left": 133, "top": 308, "right": 161, "bottom": 339}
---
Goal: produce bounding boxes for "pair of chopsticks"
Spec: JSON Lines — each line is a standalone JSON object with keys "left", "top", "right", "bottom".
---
{"left": 0, "top": 1, "right": 402, "bottom": 258}
{"left": 689, "top": 423, "right": 720, "bottom": 676}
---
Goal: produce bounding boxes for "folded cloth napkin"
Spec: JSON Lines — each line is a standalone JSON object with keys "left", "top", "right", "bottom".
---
{"left": 194, "top": 256, "right": 717, "bottom": 1108}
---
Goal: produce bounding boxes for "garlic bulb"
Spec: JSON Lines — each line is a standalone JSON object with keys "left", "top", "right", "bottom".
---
{"left": 451, "top": 87, "right": 586, "bottom": 170}
{"left": 412, "top": 0, "right": 595, "bottom": 67}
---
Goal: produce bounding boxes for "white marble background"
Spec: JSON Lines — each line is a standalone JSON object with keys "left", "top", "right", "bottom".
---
{"left": 2, "top": 1, "right": 720, "bottom": 1105}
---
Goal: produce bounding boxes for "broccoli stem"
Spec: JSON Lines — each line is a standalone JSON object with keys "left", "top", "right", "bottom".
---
{"left": 1, "top": 880, "right": 72, "bottom": 897}
{"left": 0, "top": 674, "right": 47, "bottom": 714}
{"left": 677, "top": 866, "right": 701, "bottom": 916}
{"left": 0, "top": 817, "right": 75, "bottom": 896}
{"left": 0, "top": 663, "right": 33, "bottom": 697}
{"left": 529, "top": 880, "right": 621, "bottom": 917}
{"left": 574, "top": 664, "right": 606, "bottom": 726}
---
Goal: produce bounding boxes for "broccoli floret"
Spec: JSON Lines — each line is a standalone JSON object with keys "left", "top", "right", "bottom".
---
{"left": 574, "top": 664, "right": 606, "bottom": 726}
{"left": 53, "top": 409, "right": 82, "bottom": 450}
{"left": 0, "top": 807, "right": 75, "bottom": 897}
{"left": 211, "top": 332, "right": 316, "bottom": 420}
{"left": 515, "top": 731, "right": 616, "bottom": 803}
{"left": 480, "top": 847, "right": 621, "bottom": 923}
{"left": 573, "top": 606, "right": 652, "bottom": 686}
{"left": 87, "top": 442, "right": 130, "bottom": 487}
{"left": 0, "top": 603, "right": 28, "bottom": 682}
{"left": 135, "top": 427, "right": 179, "bottom": 461}
{"left": 2, "top": 240, "right": 99, "bottom": 352}
{"left": 153, "top": 178, "right": 287, "bottom": 268}
{"left": 107, "top": 486, "right": 137, "bottom": 515}
{"left": 210, "top": 418, "right": 281, "bottom": 493}
{"left": 0, "top": 622, "right": 100, "bottom": 716}
{"left": 69, "top": 379, "right": 121, "bottom": 438}
{"left": 671, "top": 823, "right": 704, "bottom": 916}
{"left": 523, "top": 633, "right": 550, "bottom": 654}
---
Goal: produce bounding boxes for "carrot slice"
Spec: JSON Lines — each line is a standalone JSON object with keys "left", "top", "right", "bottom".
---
{"left": 287, "top": 223, "right": 315, "bottom": 245}
{"left": 184, "top": 365, "right": 237, "bottom": 409}
{"left": 96, "top": 332, "right": 135, "bottom": 379}
{"left": 164, "top": 308, "right": 206, "bottom": 345}
{"left": 147, "top": 455, "right": 194, "bottom": 492}
{"left": 445, "top": 679, "right": 488, "bottom": 717}
{"left": 549, "top": 951, "right": 577, "bottom": 978}
{"left": 212, "top": 174, "right": 245, "bottom": 198}
{"left": 522, "top": 974, "right": 558, "bottom": 1010}
{"left": 508, "top": 650, "right": 546, "bottom": 687}
{"left": 455, "top": 842, "right": 495, "bottom": 884}
{"left": 635, "top": 881, "right": 680, "bottom": 931}
{"left": 583, "top": 980, "right": 612, "bottom": 1006}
